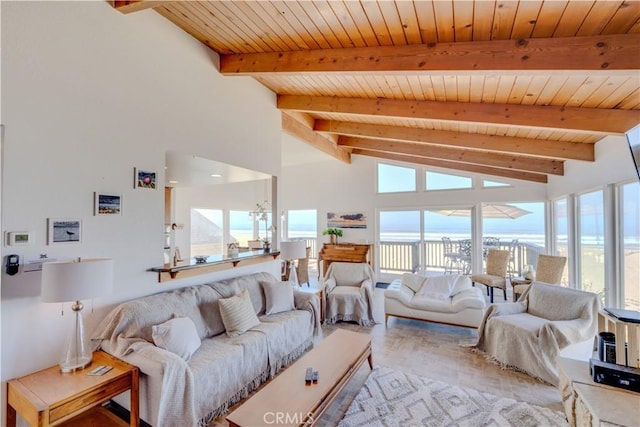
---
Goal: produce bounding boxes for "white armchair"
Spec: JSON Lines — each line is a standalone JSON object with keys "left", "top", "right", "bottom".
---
{"left": 474, "top": 282, "right": 601, "bottom": 386}
{"left": 323, "top": 262, "right": 376, "bottom": 326}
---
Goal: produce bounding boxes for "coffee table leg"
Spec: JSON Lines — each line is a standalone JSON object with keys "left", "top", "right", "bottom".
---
{"left": 367, "top": 351, "right": 373, "bottom": 369}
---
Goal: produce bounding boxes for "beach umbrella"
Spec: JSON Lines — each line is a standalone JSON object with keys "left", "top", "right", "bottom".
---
{"left": 435, "top": 203, "right": 531, "bottom": 219}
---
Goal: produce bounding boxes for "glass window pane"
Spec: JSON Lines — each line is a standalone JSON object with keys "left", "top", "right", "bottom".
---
{"left": 483, "top": 179, "right": 510, "bottom": 188}
{"left": 424, "top": 209, "right": 472, "bottom": 274}
{"left": 426, "top": 171, "right": 472, "bottom": 190}
{"left": 579, "top": 190, "right": 605, "bottom": 302}
{"left": 287, "top": 209, "right": 318, "bottom": 256}
{"left": 378, "top": 163, "right": 416, "bottom": 193}
{"left": 622, "top": 182, "right": 640, "bottom": 310}
{"left": 553, "top": 198, "right": 569, "bottom": 286}
{"left": 191, "top": 208, "right": 223, "bottom": 256}
{"left": 230, "top": 210, "right": 252, "bottom": 247}
{"left": 379, "top": 211, "right": 420, "bottom": 273}
{"left": 482, "top": 202, "right": 545, "bottom": 276}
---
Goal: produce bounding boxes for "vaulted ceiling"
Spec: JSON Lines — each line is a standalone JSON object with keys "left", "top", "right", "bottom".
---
{"left": 114, "top": 0, "right": 640, "bottom": 183}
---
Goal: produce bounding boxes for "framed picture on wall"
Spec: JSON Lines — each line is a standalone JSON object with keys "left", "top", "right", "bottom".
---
{"left": 134, "top": 167, "right": 157, "bottom": 189}
{"left": 327, "top": 212, "right": 367, "bottom": 229}
{"left": 94, "top": 192, "right": 122, "bottom": 215}
{"left": 47, "top": 218, "right": 82, "bottom": 245}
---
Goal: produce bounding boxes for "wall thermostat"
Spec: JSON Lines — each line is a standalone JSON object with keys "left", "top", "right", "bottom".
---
{"left": 7, "top": 231, "right": 31, "bottom": 246}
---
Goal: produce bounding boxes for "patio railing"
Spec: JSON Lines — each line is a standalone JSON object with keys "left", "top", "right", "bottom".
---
{"left": 379, "top": 239, "right": 545, "bottom": 276}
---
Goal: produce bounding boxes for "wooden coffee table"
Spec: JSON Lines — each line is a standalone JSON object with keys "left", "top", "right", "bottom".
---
{"left": 226, "top": 329, "right": 372, "bottom": 427}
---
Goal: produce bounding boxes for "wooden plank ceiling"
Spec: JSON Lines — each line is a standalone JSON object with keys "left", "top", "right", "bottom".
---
{"left": 114, "top": 0, "right": 640, "bottom": 183}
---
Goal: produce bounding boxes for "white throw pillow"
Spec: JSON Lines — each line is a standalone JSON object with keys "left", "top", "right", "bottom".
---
{"left": 152, "top": 317, "right": 201, "bottom": 361}
{"left": 262, "top": 281, "right": 295, "bottom": 315}
{"left": 219, "top": 289, "right": 261, "bottom": 337}
{"left": 401, "top": 273, "right": 425, "bottom": 293}
{"left": 417, "top": 274, "right": 473, "bottom": 299}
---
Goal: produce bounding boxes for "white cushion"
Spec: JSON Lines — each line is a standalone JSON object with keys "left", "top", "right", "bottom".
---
{"left": 401, "top": 273, "right": 425, "bottom": 293}
{"left": 262, "top": 281, "right": 295, "bottom": 315}
{"left": 418, "top": 274, "right": 471, "bottom": 298}
{"left": 219, "top": 289, "right": 261, "bottom": 337}
{"left": 151, "top": 317, "right": 201, "bottom": 360}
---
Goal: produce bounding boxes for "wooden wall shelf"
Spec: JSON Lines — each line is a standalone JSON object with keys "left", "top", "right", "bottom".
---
{"left": 150, "top": 250, "right": 280, "bottom": 283}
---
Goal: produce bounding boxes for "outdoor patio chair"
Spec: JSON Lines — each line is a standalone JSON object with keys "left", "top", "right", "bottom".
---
{"left": 441, "top": 237, "right": 460, "bottom": 273}
{"left": 471, "top": 249, "right": 511, "bottom": 303}
{"left": 507, "top": 239, "right": 519, "bottom": 277}
{"left": 458, "top": 239, "right": 472, "bottom": 275}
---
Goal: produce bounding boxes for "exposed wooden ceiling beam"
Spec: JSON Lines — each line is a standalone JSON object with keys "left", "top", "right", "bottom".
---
{"left": 339, "top": 136, "right": 563, "bottom": 175}
{"left": 315, "top": 120, "right": 594, "bottom": 161}
{"left": 112, "top": 1, "right": 173, "bottom": 14}
{"left": 279, "top": 95, "right": 638, "bottom": 134}
{"left": 281, "top": 112, "right": 351, "bottom": 164}
{"left": 220, "top": 34, "right": 640, "bottom": 74}
{"left": 353, "top": 149, "right": 548, "bottom": 184}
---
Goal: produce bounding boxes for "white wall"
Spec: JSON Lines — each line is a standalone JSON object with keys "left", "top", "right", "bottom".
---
{"left": 281, "top": 153, "right": 548, "bottom": 245}
{"left": 0, "top": 0, "right": 282, "bottom": 412}
{"left": 547, "top": 135, "right": 637, "bottom": 197}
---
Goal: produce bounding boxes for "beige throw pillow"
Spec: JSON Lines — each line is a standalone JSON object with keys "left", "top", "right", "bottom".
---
{"left": 219, "top": 289, "right": 260, "bottom": 337}
{"left": 152, "top": 317, "right": 201, "bottom": 361}
{"left": 262, "top": 281, "right": 295, "bottom": 315}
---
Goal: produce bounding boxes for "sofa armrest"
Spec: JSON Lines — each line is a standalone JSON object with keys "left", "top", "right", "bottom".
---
{"left": 101, "top": 339, "right": 186, "bottom": 379}
{"left": 544, "top": 318, "right": 597, "bottom": 350}
{"left": 293, "top": 288, "right": 322, "bottom": 336}
{"left": 384, "top": 281, "right": 414, "bottom": 305}
{"left": 451, "top": 287, "right": 486, "bottom": 311}
{"left": 359, "top": 279, "right": 373, "bottom": 292}
{"left": 324, "top": 277, "right": 337, "bottom": 294}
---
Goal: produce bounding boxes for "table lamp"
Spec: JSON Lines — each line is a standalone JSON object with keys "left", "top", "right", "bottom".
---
{"left": 41, "top": 258, "right": 113, "bottom": 372}
{"left": 279, "top": 241, "right": 307, "bottom": 286}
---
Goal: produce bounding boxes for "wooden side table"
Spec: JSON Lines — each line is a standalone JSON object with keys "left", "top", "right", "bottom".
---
{"left": 297, "top": 286, "right": 324, "bottom": 322}
{"left": 510, "top": 277, "right": 531, "bottom": 301}
{"left": 7, "top": 351, "right": 139, "bottom": 427}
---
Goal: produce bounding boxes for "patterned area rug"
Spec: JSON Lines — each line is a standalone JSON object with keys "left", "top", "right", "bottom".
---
{"left": 339, "top": 366, "right": 568, "bottom": 427}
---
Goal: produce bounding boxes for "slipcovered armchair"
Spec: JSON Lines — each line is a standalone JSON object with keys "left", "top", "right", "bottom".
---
{"left": 473, "top": 282, "right": 601, "bottom": 386}
{"left": 323, "top": 262, "right": 376, "bottom": 326}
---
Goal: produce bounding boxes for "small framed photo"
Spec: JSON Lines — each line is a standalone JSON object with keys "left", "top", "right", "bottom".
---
{"left": 7, "top": 231, "right": 31, "bottom": 246}
{"left": 134, "top": 167, "right": 157, "bottom": 189}
{"left": 94, "top": 192, "right": 122, "bottom": 215}
{"left": 48, "top": 218, "right": 82, "bottom": 245}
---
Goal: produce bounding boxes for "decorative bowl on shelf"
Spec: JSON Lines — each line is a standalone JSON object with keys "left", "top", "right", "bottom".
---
{"left": 194, "top": 255, "right": 208, "bottom": 264}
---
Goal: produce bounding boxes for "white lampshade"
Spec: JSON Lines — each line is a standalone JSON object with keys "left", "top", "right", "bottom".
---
{"left": 279, "top": 241, "right": 306, "bottom": 261}
{"left": 41, "top": 258, "right": 113, "bottom": 303}
{"left": 41, "top": 258, "right": 113, "bottom": 373}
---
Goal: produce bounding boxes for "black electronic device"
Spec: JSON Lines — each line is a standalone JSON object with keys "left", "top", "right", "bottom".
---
{"left": 604, "top": 307, "right": 640, "bottom": 324}
{"left": 305, "top": 367, "right": 313, "bottom": 385}
{"left": 590, "top": 358, "right": 640, "bottom": 393}
{"left": 5, "top": 254, "right": 19, "bottom": 276}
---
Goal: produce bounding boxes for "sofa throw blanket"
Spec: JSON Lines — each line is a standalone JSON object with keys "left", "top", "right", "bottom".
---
{"left": 473, "top": 282, "right": 601, "bottom": 385}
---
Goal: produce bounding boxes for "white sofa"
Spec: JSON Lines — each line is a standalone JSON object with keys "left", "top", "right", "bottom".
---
{"left": 92, "top": 272, "right": 321, "bottom": 427}
{"left": 384, "top": 273, "right": 486, "bottom": 328}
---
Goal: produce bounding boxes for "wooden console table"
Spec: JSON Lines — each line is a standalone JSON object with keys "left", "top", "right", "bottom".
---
{"left": 318, "top": 243, "right": 373, "bottom": 277}
{"left": 558, "top": 357, "right": 640, "bottom": 427}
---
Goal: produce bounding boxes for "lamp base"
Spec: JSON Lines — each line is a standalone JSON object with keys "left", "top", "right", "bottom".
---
{"left": 60, "top": 355, "right": 92, "bottom": 373}
{"left": 289, "top": 263, "right": 299, "bottom": 287}
{"left": 59, "top": 301, "right": 93, "bottom": 373}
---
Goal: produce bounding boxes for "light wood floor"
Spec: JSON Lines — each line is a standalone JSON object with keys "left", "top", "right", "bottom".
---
{"left": 211, "top": 285, "right": 564, "bottom": 426}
